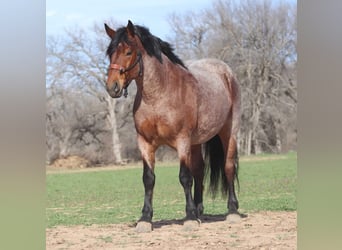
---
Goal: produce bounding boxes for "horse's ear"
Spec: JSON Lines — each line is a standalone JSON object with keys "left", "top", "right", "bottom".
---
{"left": 104, "top": 23, "right": 115, "bottom": 39}
{"left": 126, "top": 20, "right": 135, "bottom": 38}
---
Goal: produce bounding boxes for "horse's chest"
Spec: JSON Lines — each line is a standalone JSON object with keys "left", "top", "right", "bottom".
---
{"left": 134, "top": 114, "right": 178, "bottom": 145}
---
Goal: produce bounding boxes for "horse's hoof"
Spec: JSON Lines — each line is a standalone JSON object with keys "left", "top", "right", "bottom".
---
{"left": 226, "top": 213, "right": 241, "bottom": 224}
{"left": 183, "top": 219, "right": 201, "bottom": 231}
{"left": 135, "top": 221, "right": 153, "bottom": 233}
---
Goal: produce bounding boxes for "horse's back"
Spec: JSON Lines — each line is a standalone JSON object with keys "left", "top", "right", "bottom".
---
{"left": 186, "top": 58, "right": 234, "bottom": 77}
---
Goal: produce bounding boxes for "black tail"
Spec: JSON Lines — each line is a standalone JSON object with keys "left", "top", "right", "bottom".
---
{"left": 204, "top": 135, "right": 239, "bottom": 198}
{"left": 204, "top": 135, "right": 227, "bottom": 198}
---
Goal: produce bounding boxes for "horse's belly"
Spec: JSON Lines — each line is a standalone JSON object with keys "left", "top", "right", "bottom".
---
{"left": 191, "top": 114, "right": 227, "bottom": 144}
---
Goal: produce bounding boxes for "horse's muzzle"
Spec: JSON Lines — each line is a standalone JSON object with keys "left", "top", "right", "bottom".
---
{"left": 107, "top": 82, "right": 123, "bottom": 98}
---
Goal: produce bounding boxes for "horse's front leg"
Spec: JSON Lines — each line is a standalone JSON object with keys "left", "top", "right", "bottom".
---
{"left": 177, "top": 139, "right": 200, "bottom": 230}
{"left": 136, "top": 135, "right": 156, "bottom": 233}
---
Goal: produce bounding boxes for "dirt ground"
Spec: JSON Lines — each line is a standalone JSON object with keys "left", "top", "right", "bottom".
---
{"left": 46, "top": 211, "right": 296, "bottom": 250}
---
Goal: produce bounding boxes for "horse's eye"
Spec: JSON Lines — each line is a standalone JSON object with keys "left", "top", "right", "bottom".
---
{"left": 126, "top": 51, "right": 132, "bottom": 56}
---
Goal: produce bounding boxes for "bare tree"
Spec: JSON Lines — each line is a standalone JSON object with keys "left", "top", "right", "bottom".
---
{"left": 46, "top": 21, "right": 124, "bottom": 164}
{"left": 168, "top": 11, "right": 210, "bottom": 59}
{"left": 46, "top": 85, "right": 115, "bottom": 164}
{"left": 168, "top": 0, "right": 297, "bottom": 155}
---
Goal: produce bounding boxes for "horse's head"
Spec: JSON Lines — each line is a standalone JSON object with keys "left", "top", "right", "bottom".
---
{"left": 104, "top": 20, "right": 143, "bottom": 98}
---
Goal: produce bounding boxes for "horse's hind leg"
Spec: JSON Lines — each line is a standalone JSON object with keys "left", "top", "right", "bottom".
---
{"left": 177, "top": 139, "right": 200, "bottom": 230}
{"left": 226, "top": 137, "right": 239, "bottom": 215}
{"left": 191, "top": 144, "right": 204, "bottom": 216}
{"left": 219, "top": 127, "right": 240, "bottom": 216}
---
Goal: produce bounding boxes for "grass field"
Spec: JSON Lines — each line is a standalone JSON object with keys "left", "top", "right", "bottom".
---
{"left": 46, "top": 152, "right": 297, "bottom": 228}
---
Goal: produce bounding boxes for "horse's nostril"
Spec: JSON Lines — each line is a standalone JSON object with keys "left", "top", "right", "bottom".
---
{"left": 113, "top": 82, "right": 120, "bottom": 93}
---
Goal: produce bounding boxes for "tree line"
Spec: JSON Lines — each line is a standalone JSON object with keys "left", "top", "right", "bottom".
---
{"left": 46, "top": 0, "right": 297, "bottom": 165}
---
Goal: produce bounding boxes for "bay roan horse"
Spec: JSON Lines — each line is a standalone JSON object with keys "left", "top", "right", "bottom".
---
{"left": 104, "top": 20, "right": 241, "bottom": 232}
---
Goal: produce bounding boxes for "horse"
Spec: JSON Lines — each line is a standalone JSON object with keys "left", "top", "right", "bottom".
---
{"left": 104, "top": 20, "right": 241, "bottom": 232}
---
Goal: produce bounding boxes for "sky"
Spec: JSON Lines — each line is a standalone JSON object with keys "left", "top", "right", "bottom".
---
{"left": 47, "top": 0, "right": 296, "bottom": 40}
{"left": 46, "top": 0, "right": 214, "bottom": 40}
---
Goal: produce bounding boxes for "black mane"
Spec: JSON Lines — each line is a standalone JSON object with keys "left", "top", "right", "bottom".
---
{"left": 106, "top": 25, "right": 186, "bottom": 68}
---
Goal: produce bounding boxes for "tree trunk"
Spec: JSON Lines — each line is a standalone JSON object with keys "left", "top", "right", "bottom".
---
{"left": 246, "top": 130, "right": 252, "bottom": 156}
{"left": 106, "top": 97, "right": 122, "bottom": 164}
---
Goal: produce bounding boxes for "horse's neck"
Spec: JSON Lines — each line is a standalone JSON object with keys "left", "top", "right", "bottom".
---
{"left": 137, "top": 55, "right": 169, "bottom": 101}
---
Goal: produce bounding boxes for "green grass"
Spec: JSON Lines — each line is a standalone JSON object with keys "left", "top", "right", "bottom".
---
{"left": 46, "top": 152, "right": 297, "bottom": 227}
